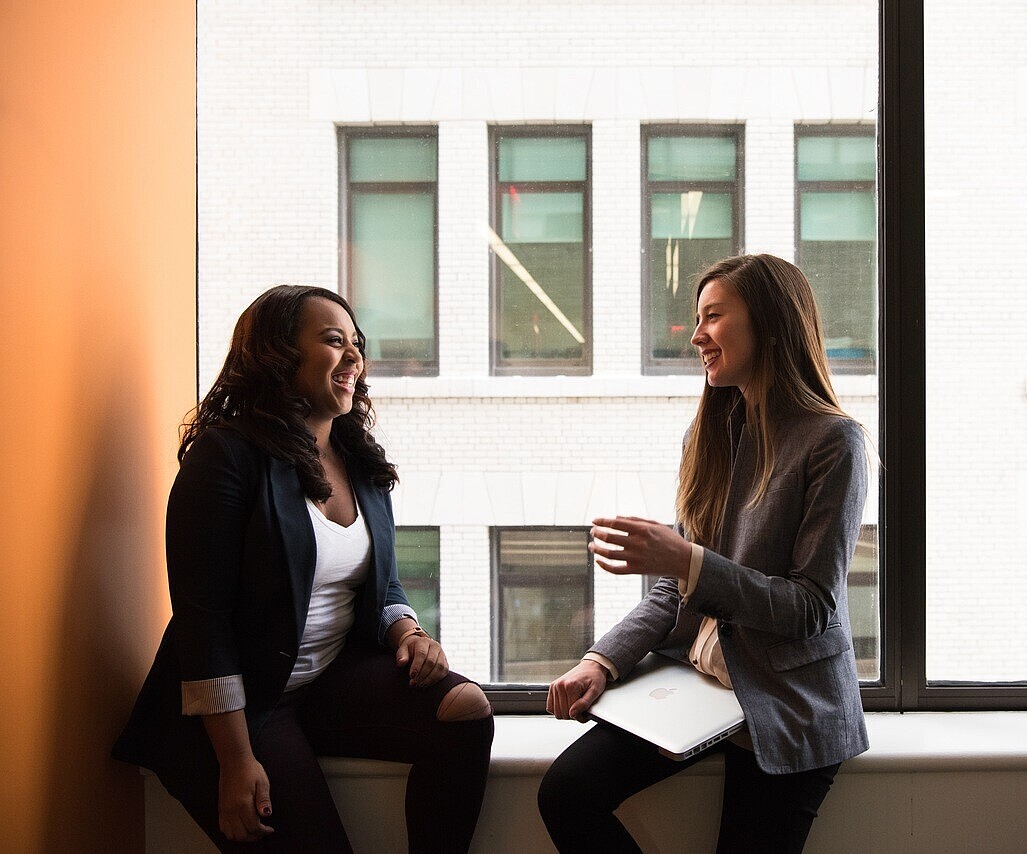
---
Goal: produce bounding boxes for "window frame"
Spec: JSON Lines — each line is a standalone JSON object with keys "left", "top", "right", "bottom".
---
{"left": 640, "top": 124, "right": 745, "bottom": 376}
{"left": 793, "top": 122, "right": 877, "bottom": 376}
{"left": 337, "top": 125, "right": 440, "bottom": 377}
{"left": 488, "top": 125, "right": 593, "bottom": 376}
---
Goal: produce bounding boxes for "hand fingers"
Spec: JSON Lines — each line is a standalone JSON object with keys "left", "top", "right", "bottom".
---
{"left": 407, "top": 639, "right": 429, "bottom": 681}
{"left": 255, "top": 777, "right": 272, "bottom": 820}
{"left": 594, "top": 554, "right": 639, "bottom": 575}
{"left": 568, "top": 679, "right": 605, "bottom": 719}
{"left": 413, "top": 643, "right": 448, "bottom": 686}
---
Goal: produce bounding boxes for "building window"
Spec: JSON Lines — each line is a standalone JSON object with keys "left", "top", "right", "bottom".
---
{"left": 489, "top": 127, "right": 591, "bottom": 375}
{"left": 492, "top": 528, "right": 593, "bottom": 683}
{"left": 339, "top": 128, "right": 438, "bottom": 376}
{"left": 395, "top": 527, "right": 441, "bottom": 639}
{"left": 849, "top": 525, "right": 880, "bottom": 681}
{"left": 795, "top": 126, "right": 876, "bottom": 371}
{"left": 642, "top": 126, "right": 743, "bottom": 374}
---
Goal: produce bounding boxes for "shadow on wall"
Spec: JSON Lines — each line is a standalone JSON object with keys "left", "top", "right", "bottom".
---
{"left": 40, "top": 289, "right": 171, "bottom": 853}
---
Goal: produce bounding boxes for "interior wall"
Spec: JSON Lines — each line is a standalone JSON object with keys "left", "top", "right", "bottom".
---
{"left": 0, "top": 2, "right": 195, "bottom": 850}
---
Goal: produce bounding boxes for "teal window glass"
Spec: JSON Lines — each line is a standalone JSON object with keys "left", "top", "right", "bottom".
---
{"left": 644, "top": 131, "right": 741, "bottom": 369}
{"left": 493, "top": 131, "right": 590, "bottom": 371}
{"left": 498, "top": 137, "right": 587, "bottom": 182}
{"left": 647, "top": 136, "right": 736, "bottom": 182}
{"left": 495, "top": 528, "right": 593, "bottom": 683}
{"left": 396, "top": 528, "right": 440, "bottom": 639}
{"left": 796, "top": 129, "right": 877, "bottom": 365}
{"left": 349, "top": 137, "right": 438, "bottom": 182}
{"left": 345, "top": 133, "right": 437, "bottom": 374}
{"left": 796, "top": 135, "right": 875, "bottom": 182}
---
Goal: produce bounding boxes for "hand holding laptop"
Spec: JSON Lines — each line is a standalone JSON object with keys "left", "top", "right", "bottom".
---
{"left": 547, "top": 659, "right": 610, "bottom": 722}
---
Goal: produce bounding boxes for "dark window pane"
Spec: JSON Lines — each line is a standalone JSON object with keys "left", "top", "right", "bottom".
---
{"left": 800, "top": 239, "right": 876, "bottom": 362}
{"left": 496, "top": 529, "right": 592, "bottom": 683}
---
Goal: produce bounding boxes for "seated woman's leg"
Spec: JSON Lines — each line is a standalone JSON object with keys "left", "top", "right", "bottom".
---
{"left": 538, "top": 722, "right": 710, "bottom": 854}
{"left": 158, "top": 690, "right": 352, "bottom": 853}
{"left": 715, "top": 742, "right": 840, "bottom": 854}
{"left": 301, "top": 643, "right": 494, "bottom": 854}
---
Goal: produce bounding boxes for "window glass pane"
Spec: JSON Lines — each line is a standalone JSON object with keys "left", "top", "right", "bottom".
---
{"left": 849, "top": 526, "right": 880, "bottom": 681}
{"left": 648, "top": 136, "right": 736, "bottom": 181}
{"left": 498, "top": 137, "right": 586, "bottom": 181}
{"left": 496, "top": 529, "right": 592, "bottom": 683}
{"left": 396, "top": 529, "right": 440, "bottom": 639}
{"left": 651, "top": 191, "right": 733, "bottom": 240}
{"left": 796, "top": 133, "right": 877, "bottom": 370}
{"left": 796, "top": 135, "right": 875, "bottom": 181}
{"left": 501, "top": 191, "right": 583, "bottom": 243}
{"left": 349, "top": 137, "right": 437, "bottom": 182}
{"left": 925, "top": 0, "right": 1027, "bottom": 681}
{"left": 350, "top": 192, "right": 435, "bottom": 362}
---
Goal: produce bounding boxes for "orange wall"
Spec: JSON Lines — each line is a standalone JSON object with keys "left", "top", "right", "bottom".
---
{"left": 0, "top": 2, "right": 195, "bottom": 850}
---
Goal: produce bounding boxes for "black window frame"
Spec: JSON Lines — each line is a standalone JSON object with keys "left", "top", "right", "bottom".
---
{"left": 488, "top": 0, "right": 1027, "bottom": 714}
{"left": 794, "top": 122, "right": 877, "bottom": 376}
{"left": 337, "top": 125, "right": 440, "bottom": 377}
{"left": 490, "top": 526, "right": 594, "bottom": 688}
{"left": 488, "top": 125, "right": 593, "bottom": 376}
{"left": 641, "top": 124, "right": 745, "bottom": 376}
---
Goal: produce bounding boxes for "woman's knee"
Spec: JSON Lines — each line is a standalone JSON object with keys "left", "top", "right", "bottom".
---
{"left": 436, "top": 682, "right": 492, "bottom": 722}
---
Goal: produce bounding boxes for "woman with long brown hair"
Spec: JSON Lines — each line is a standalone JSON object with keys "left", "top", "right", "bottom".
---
{"left": 540, "top": 255, "right": 869, "bottom": 853}
{"left": 114, "top": 286, "right": 493, "bottom": 852}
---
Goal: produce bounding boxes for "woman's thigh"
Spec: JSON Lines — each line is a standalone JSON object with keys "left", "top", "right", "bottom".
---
{"left": 717, "top": 743, "right": 840, "bottom": 854}
{"left": 539, "top": 721, "right": 718, "bottom": 813}
{"left": 300, "top": 641, "right": 481, "bottom": 762}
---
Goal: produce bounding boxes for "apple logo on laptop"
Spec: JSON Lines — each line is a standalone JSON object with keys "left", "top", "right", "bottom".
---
{"left": 649, "top": 687, "right": 677, "bottom": 700}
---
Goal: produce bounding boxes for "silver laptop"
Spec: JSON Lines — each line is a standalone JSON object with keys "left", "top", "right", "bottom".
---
{"left": 586, "top": 652, "right": 745, "bottom": 761}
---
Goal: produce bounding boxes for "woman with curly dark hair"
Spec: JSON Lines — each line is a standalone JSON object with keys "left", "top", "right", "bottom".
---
{"left": 114, "top": 286, "right": 493, "bottom": 852}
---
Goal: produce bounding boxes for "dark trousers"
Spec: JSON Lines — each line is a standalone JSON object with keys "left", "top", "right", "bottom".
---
{"left": 160, "top": 643, "right": 494, "bottom": 854}
{"left": 538, "top": 723, "right": 839, "bottom": 854}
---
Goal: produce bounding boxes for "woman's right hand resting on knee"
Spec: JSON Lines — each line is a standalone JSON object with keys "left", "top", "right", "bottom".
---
{"left": 547, "top": 660, "right": 610, "bottom": 721}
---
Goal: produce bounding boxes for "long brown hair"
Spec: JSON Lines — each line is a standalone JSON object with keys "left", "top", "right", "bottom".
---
{"left": 676, "top": 255, "right": 847, "bottom": 547}
{"left": 180, "top": 285, "right": 397, "bottom": 498}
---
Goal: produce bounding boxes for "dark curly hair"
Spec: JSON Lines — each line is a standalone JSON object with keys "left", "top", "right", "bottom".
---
{"left": 179, "top": 285, "right": 397, "bottom": 497}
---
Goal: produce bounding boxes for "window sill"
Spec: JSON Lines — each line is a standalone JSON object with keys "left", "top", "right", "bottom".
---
{"left": 317, "top": 711, "right": 1027, "bottom": 778}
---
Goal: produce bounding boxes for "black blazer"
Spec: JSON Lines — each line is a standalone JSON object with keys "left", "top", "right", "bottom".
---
{"left": 112, "top": 425, "right": 410, "bottom": 775}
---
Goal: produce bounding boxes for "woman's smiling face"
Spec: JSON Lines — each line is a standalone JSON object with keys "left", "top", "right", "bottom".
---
{"left": 690, "top": 278, "right": 756, "bottom": 400}
{"left": 291, "top": 297, "right": 364, "bottom": 428}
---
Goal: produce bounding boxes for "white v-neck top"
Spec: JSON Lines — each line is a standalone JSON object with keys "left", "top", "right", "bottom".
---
{"left": 285, "top": 498, "right": 372, "bottom": 690}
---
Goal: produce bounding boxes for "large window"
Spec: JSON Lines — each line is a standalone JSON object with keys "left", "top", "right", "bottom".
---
{"left": 489, "top": 127, "right": 591, "bottom": 375}
{"left": 643, "top": 126, "right": 743, "bottom": 374}
{"left": 340, "top": 129, "right": 438, "bottom": 376}
{"left": 396, "top": 528, "right": 441, "bottom": 640}
{"left": 492, "top": 528, "right": 593, "bottom": 683}
{"left": 795, "top": 126, "right": 876, "bottom": 371}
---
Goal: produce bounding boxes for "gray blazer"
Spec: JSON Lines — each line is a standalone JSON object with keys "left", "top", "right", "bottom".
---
{"left": 591, "top": 412, "right": 869, "bottom": 774}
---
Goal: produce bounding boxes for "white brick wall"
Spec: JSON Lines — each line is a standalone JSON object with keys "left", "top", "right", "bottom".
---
{"left": 197, "top": 0, "right": 1024, "bottom": 683}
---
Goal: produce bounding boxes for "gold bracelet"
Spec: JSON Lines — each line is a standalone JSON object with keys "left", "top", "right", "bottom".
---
{"left": 396, "top": 625, "right": 430, "bottom": 646}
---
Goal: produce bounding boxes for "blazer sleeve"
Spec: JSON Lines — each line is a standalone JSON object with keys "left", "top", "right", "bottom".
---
{"left": 686, "top": 418, "right": 868, "bottom": 639}
{"left": 588, "top": 575, "right": 684, "bottom": 677}
{"left": 165, "top": 429, "right": 259, "bottom": 712}
{"left": 376, "top": 486, "right": 415, "bottom": 644}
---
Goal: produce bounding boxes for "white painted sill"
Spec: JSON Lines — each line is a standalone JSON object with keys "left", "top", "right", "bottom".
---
{"left": 318, "top": 711, "right": 1027, "bottom": 779}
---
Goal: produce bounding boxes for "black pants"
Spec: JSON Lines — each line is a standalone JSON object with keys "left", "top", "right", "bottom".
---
{"left": 538, "top": 723, "right": 839, "bottom": 854}
{"left": 160, "top": 643, "right": 494, "bottom": 853}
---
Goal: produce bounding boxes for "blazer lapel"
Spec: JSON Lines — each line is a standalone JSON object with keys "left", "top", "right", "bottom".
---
{"left": 266, "top": 456, "right": 316, "bottom": 646}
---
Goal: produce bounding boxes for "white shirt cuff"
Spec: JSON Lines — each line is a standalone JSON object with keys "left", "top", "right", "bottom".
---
{"left": 582, "top": 651, "right": 620, "bottom": 682}
{"left": 677, "top": 544, "right": 705, "bottom": 602}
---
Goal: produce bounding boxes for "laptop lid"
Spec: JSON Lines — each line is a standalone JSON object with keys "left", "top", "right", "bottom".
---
{"left": 586, "top": 652, "right": 745, "bottom": 761}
